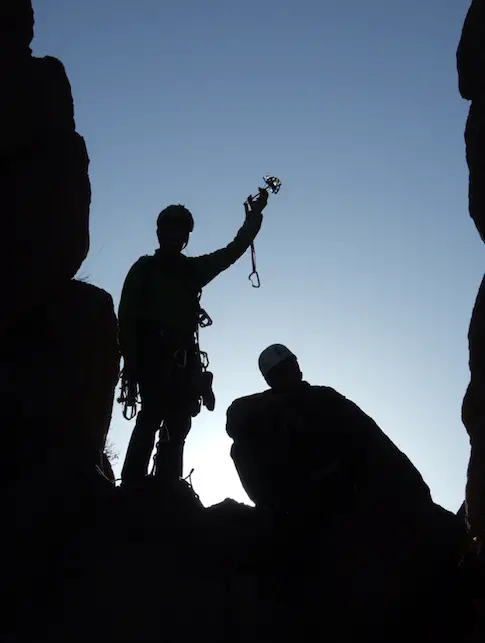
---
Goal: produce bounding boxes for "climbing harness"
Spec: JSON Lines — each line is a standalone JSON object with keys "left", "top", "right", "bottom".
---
{"left": 246, "top": 175, "right": 282, "bottom": 288}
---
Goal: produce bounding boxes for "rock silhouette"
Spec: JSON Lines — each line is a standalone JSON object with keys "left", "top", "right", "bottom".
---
{"left": 0, "top": 0, "right": 119, "bottom": 487}
{"left": 457, "top": 2, "right": 485, "bottom": 637}
{"left": 458, "top": 0, "right": 485, "bottom": 542}
{"left": 1, "top": 0, "right": 91, "bottom": 337}
{"left": 0, "top": 2, "right": 119, "bottom": 636}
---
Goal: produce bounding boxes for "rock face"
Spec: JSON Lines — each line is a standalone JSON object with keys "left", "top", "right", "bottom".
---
{"left": 0, "top": 2, "right": 119, "bottom": 635}
{"left": 0, "top": 1, "right": 118, "bottom": 481}
{"left": 458, "top": 0, "right": 485, "bottom": 538}
{"left": 457, "top": 3, "right": 485, "bottom": 638}
{"left": 1, "top": 487, "right": 468, "bottom": 643}
{"left": 1, "top": 1, "right": 91, "bottom": 336}
{"left": 458, "top": 0, "right": 485, "bottom": 241}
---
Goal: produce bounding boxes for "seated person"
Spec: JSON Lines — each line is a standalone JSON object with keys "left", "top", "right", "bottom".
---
{"left": 226, "top": 343, "right": 433, "bottom": 516}
{"left": 226, "top": 344, "right": 467, "bottom": 640}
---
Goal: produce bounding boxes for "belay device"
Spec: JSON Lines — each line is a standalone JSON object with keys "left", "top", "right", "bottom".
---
{"left": 245, "top": 175, "right": 281, "bottom": 288}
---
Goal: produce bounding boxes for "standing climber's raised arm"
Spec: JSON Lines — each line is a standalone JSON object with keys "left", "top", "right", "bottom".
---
{"left": 191, "top": 189, "right": 267, "bottom": 288}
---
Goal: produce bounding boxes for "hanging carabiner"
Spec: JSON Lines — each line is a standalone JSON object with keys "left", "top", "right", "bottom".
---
{"left": 249, "top": 270, "right": 261, "bottom": 288}
{"left": 248, "top": 242, "right": 260, "bottom": 288}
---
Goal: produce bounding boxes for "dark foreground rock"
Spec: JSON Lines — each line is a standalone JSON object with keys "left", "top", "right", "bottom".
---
{"left": 0, "top": 479, "right": 470, "bottom": 643}
{"left": 458, "top": 0, "right": 485, "bottom": 543}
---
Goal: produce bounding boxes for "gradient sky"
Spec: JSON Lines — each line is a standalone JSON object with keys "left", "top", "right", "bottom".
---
{"left": 34, "top": 0, "right": 478, "bottom": 510}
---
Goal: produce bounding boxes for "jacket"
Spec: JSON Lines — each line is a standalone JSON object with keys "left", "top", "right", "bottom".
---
{"left": 118, "top": 211, "right": 263, "bottom": 361}
{"left": 226, "top": 382, "right": 432, "bottom": 512}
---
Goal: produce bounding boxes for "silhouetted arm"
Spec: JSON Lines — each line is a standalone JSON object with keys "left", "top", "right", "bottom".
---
{"left": 351, "top": 410, "right": 432, "bottom": 504}
{"left": 322, "top": 389, "right": 433, "bottom": 505}
{"left": 191, "top": 210, "right": 263, "bottom": 288}
{"left": 118, "top": 258, "right": 150, "bottom": 363}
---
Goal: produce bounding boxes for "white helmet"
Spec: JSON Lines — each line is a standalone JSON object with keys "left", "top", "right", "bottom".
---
{"left": 258, "top": 344, "right": 296, "bottom": 379}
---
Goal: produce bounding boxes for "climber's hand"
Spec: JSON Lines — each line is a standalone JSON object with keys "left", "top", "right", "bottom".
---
{"left": 246, "top": 188, "right": 268, "bottom": 216}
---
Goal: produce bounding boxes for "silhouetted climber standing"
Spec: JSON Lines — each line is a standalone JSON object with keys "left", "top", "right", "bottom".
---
{"left": 458, "top": 0, "right": 485, "bottom": 543}
{"left": 118, "top": 190, "right": 268, "bottom": 488}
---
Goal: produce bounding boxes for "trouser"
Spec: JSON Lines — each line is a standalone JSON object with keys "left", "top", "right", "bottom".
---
{"left": 122, "top": 411, "right": 191, "bottom": 484}
{"left": 121, "top": 330, "right": 199, "bottom": 485}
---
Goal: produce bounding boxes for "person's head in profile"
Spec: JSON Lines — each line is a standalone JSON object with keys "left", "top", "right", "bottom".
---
{"left": 258, "top": 344, "right": 302, "bottom": 392}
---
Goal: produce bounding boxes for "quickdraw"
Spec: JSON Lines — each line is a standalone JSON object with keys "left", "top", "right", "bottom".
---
{"left": 245, "top": 175, "right": 282, "bottom": 288}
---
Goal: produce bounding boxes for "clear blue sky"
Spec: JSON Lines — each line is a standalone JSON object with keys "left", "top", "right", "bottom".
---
{"left": 35, "top": 0, "right": 479, "bottom": 510}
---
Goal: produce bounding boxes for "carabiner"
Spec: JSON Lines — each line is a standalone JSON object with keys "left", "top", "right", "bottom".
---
{"left": 249, "top": 270, "right": 261, "bottom": 288}
{"left": 174, "top": 348, "right": 187, "bottom": 368}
